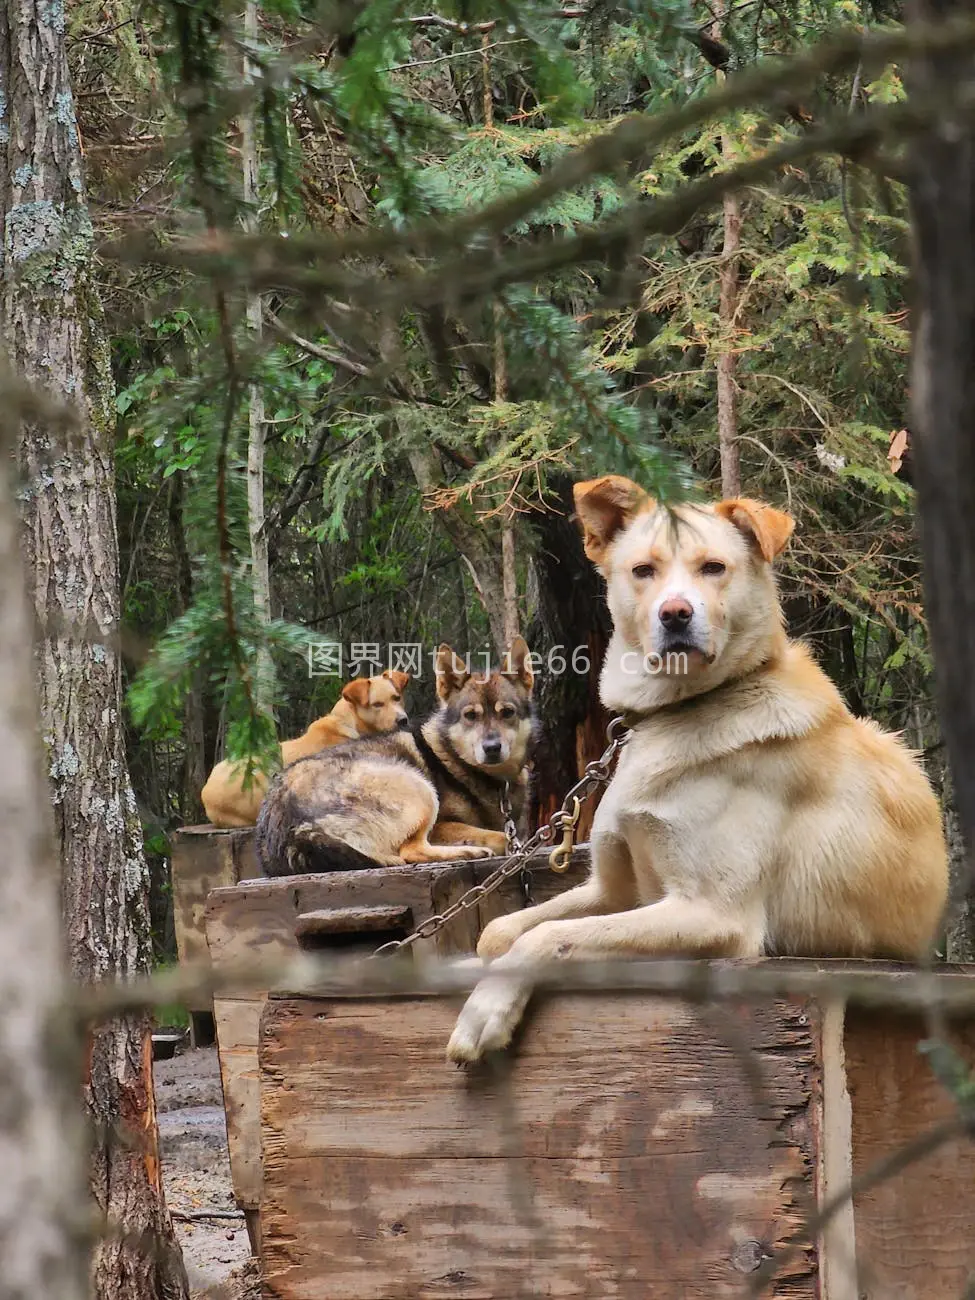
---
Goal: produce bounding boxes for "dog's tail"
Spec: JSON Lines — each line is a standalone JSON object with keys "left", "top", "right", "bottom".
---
{"left": 256, "top": 777, "right": 385, "bottom": 877}
{"left": 256, "top": 796, "right": 382, "bottom": 876}
{"left": 286, "top": 824, "right": 380, "bottom": 875}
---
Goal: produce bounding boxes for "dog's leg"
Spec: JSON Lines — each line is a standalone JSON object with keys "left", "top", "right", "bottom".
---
{"left": 508, "top": 895, "right": 764, "bottom": 963}
{"left": 431, "top": 822, "right": 507, "bottom": 855}
{"left": 446, "top": 968, "right": 536, "bottom": 1063}
{"left": 476, "top": 832, "right": 638, "bottom": 959}
{"left": 401, "top": 837, "right": 492, "bottom": 863}
{"left": 396, "top": 780, "right": 494, "bottom": 863}
{"left": 447, "top": 896, "right": 762, "bottom": 1063}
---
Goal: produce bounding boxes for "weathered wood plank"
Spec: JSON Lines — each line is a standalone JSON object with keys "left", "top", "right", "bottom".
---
{"left": 206, "top": 850, "right": 590, "bottom": 1214}
{"left": 171, "top": 827, "right": 239, "bottom": 1011}
{"left": 213, "top": 996, "right": 264, "bottom": 1211}
{"left": 294, "top": 906, "right": 415, "bottom": 940}
{"left": 845, "top": 1007, "right": 975, "bottom": 1299}
{"left": 259, "top": 993, "right": 820, "bottom": 1300}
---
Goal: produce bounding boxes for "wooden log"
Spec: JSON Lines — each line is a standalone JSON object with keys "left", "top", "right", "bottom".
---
{"left": 204, "top": 848, "right": 590, "bottom": 1214}
{"left": 257, "top": 968, "right": 975, "bottom": 1300}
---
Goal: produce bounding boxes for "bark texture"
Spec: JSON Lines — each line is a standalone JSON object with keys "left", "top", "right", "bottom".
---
{"left": 527, "top": 476, "right": 612, "bottom": 838}
{"left": 717, "top": 181, "right": 742, "bottom": 498}
{"left": 0, "top": 447, "right": 90, "bottom": 1300}
{"left": 0, "top": 3, "right": 188, "bottom": 1296}
{"left": 907, "top": 0, "right": 975, "bottom": 881}
{"left": 242, "top": 0, "right": 273, "bottom": 712}
{"left": 715, "top": 5, "right": 741, "bottom": 499}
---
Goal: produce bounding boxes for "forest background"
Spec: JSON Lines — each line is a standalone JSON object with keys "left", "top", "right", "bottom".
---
{"left": 7, "top": 1, "right": 975, "bottom": 1294}
{"left": 68, "top": 0, "right": 956, "bottom": 962}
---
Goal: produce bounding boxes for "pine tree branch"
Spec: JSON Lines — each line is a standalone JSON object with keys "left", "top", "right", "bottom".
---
{"left": 105, "top": 15, "right": 975, "bottom": 292}
{"left": 361, "top": 93, "right": 943, "bottom": 316}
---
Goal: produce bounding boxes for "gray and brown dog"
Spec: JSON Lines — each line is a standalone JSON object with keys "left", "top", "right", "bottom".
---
{"left": 256, "top": 639, "right": 537, "bottom": 876}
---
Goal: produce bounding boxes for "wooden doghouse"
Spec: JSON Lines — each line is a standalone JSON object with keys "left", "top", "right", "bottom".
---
{"left": 204, "top": 848, "right": 590, "bottom": 1248}
{"left": 170, "top": 826, "right": 262, "bottom": 1044}
{"left": 257, "top": 966, "right": 975, "bottom": 1300}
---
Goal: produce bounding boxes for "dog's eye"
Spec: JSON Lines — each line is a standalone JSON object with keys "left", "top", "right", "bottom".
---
{"left": 462, "top": 708, "right": 478, "bottom": 723}
{"left": 701, "top": 560, "right": 727, "bottom": 576}
{"left": 632, "top": 563, "right": 655, "bottom": 579}
{"left": 391, "top": 694, "right": 401, "bottom": 703}
{"left": 497, "top": 704, "right": 515, "bottom": 720}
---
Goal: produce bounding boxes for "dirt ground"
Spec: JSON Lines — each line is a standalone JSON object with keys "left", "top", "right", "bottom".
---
{"left": 153, "top": 1045, "right": 261, "bottom": 1300}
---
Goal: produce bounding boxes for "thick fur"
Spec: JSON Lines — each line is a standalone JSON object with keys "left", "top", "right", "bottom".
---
{"left": 447, "top": 478, "right": 948, "bottom": 1062}
{"left": 256, "top": 640, "right": 537, "bottom": 876}
{"left": 200, "top": 670, "right": 410, "bottom": 829}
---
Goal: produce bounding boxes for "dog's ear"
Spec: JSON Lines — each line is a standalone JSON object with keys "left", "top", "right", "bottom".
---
{"left": 502, "top": 636, "right": 534, "bottom": 692}
{"left": 573, "top": 476, "right": 651, "bottom": 567}
{"left": 384, "top": 669, "right": 410, "bottom": 693}
{"left": 435, "top": 644, "right": 470, "bottom": 700}
{"left": 341, "top": 677, "right": 372, "bottom": 708}
{"left": 715, "top": 498, "right": 795, "bottom": 562}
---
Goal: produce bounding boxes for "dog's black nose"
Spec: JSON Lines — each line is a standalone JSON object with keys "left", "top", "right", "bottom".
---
{"left": 396, "top": 713, "right": 410, "bottom": 729}
{"left": 659, "top": 597, "right": 693, "bottom": 629}
{"left": 482, "top": 738, "right": 503, "bottom": 762}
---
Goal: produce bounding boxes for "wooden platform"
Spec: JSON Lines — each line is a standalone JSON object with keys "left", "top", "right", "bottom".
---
{"left": 257, "top": 971, "right": 975, "bottom": 1300}
{"left": 204, "top": 848, "right": 589, "bottom": 1225}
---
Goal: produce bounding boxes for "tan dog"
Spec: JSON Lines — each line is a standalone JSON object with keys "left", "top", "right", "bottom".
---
{"left": 201, "top": 670, "right": 410, "bottom": 829}
{"left": 447, "top": 477, "right": 948, "bottom": 1062}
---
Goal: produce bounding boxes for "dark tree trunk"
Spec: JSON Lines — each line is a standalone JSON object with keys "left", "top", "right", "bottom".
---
{"left": 0, "top": 3, "right": 188, "bottom": 1296}
{"left": 527, "top": 476, "right": 612, "bottom": 840}
{"left": 907, "top": 0, "right": 975, "bottom": 923}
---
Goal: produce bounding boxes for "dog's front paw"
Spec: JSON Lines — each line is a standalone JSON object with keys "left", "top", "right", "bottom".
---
{"left": 450, "top": 844, "right": 494, "bottom": 860}
{"left": 476, "top": 913, "right": 526, "bottom": 960}
{"left": 446, "top": 974, "right": 533, "bottom": 1064}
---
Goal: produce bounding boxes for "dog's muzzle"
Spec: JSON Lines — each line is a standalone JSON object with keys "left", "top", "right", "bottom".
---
{"left": 654, "top": 595, "right": 709, "bottom": 658}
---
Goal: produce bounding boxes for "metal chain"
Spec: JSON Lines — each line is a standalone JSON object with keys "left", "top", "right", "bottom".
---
{"left": 499, "top": 782, "right": 534, "bottom": 905}
{"left": 371, "top": 716, "right": 631, "bottom": 958}
{"left": 500, "top": 782, "right": 523, "bottom": 854}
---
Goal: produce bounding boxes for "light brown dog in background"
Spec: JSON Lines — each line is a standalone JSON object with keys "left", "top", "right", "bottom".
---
{"left": 447, "top": 477, "right": 948, "bottom": 1063}
{"left": 201, "top": 670, "right": 410, "bottom": 828}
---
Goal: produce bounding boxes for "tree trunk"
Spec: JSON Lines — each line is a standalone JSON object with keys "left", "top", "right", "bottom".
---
{"left": 168, "top": 475, "right": 207, "bottom": 822}
{"left": 0, "top": 443, "right": 90, "bottom": 1300}
{"left": 0, "top": 5, "right": 189, "bottom": 1297}
{"left": 715, "top": 5, "right": 741, "bottom": 498}
{"left": 907, "top": 0, "right": 975, "bottom": 877}
{"left": 526, "top": 476, "right": 613, "bottom": 839}
{"left": 242, "top": 0, "right": 273, "bottom": 713}
{"left": 717, "top": 182, "right": 742, "bottom": 497}
{"left": 501, "top": 517, "right": 519, "bottom": 645}
{"left": 940, "top": 767, "right": 974, "bottom": 961}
